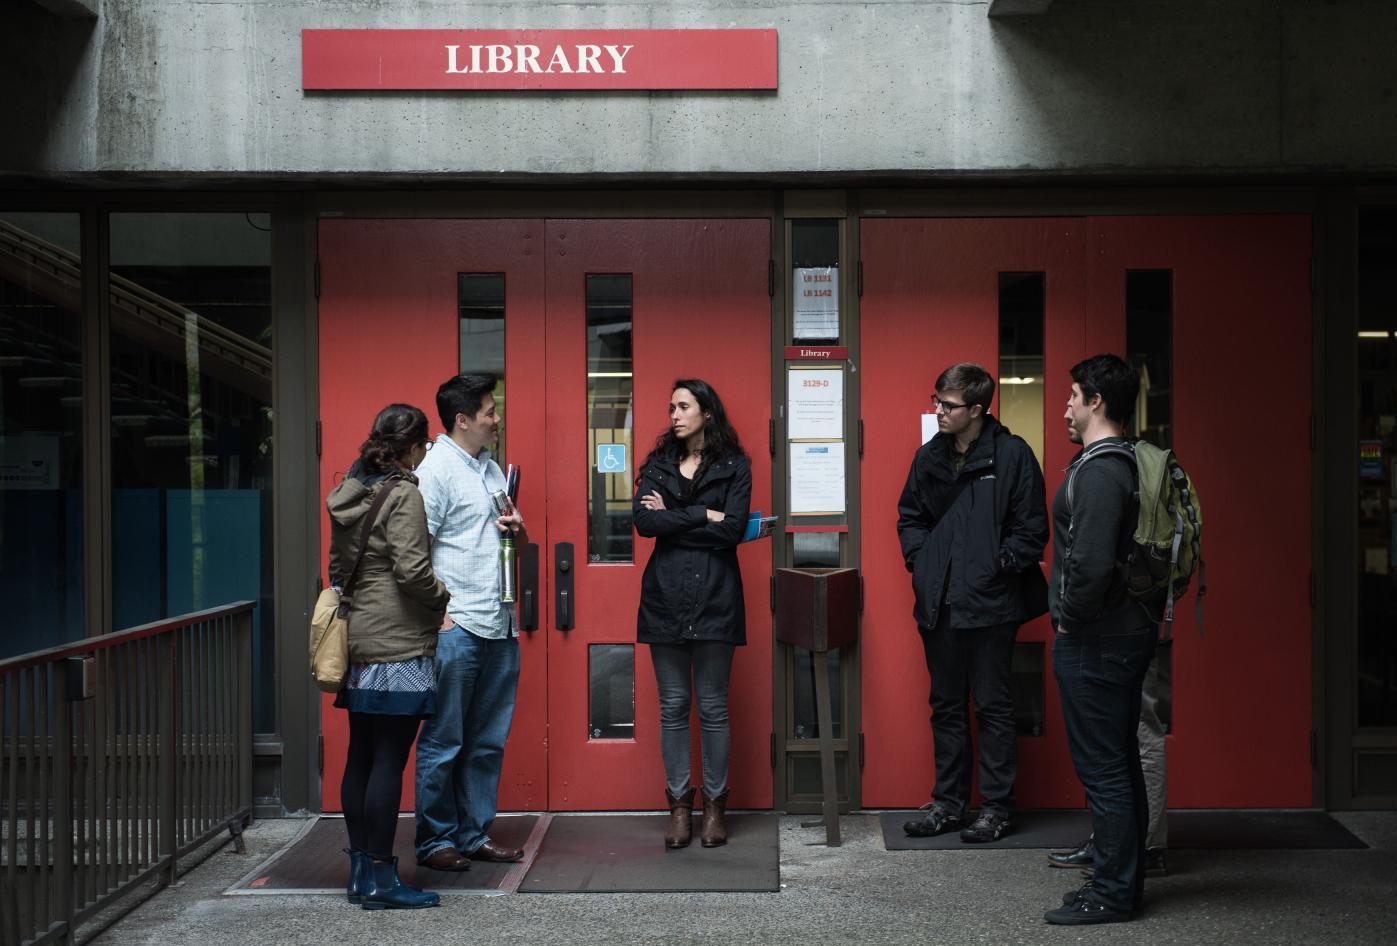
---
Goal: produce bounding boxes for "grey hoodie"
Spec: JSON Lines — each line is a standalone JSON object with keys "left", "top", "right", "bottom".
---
{"left": 327, "top": 466, "right": 450, "bottom": 663}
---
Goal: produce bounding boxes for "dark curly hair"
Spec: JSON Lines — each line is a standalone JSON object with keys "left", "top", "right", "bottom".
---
{"left": 639, "top": 378, "right": 746, "bottom": 478}
{"left": 357, "top": 403, "right": 429, "bottom": 474}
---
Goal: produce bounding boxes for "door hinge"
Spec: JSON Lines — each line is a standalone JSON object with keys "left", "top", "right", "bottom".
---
{"left": 770, "top": 575, "right": 776, "bottom": 614}
{"left": 317, "top": 734, "right": 324, "bottom": 775}
{"left": 857, "top": 260, "right": 864, "bottom": 297}
{"left": 770, "top": 733, "right": 778, "bottom": 769}
{"left": 858, "top": 418, "right": 865, "bottom": 458}
{"left": 1310, "top": 730, "right": 1318, "bottom": 769}
{"left": 316, "top": 419, "right": 323, "bottom": 458}
{"left": 768, "top": 258, "right": 776, "bottom": 297}
{"left": 769, "top": 418, "right": 776, "bottom": 457}
{"left": 314, "top": 258, "right": 322, "bottom": 300}
{"left": 859, "top": 733, "right": 866, "bottom": 770}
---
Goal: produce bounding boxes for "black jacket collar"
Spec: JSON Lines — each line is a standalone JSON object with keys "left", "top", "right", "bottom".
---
{"left": 927, "top": 414, "right": 1004, "bottom": 479}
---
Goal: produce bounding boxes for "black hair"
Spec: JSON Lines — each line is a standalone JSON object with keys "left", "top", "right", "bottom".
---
{"left": 934, "top": 362, "right": 996, "bottom": 412}
{"left": 358, "top": 403, "right": 429, "bottom": 474}
{"left": 1070, "top": 354, "right": 1140, "bottom": 427}
{"left": 436, "top": 374, "right": 497, "bottom": 432}
{"left": 639, "top": 378, "right": 747, "bottom": 476}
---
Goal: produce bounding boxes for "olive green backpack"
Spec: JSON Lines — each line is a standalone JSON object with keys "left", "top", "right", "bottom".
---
{"left": 1068, "top": 440, "right": 1205, "bottom": 637}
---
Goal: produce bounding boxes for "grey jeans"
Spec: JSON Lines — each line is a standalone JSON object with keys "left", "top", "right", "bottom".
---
{"left": 650, "top": 640, "right": 736, "bottom": 799}
{"left": 1137, "top": 650, "right": 1169, "bottom": 850}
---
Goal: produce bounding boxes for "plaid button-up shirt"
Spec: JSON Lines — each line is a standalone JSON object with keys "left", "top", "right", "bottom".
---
{"left": 415, "top": 433, "right": 515, "bottom": 640}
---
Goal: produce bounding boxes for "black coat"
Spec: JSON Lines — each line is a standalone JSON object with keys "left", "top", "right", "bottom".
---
{"left": 896, "top": 415, "right": 1050, "bottom": 631}
{"left": 633, "top": 454, "right": 751, "bottom": 646}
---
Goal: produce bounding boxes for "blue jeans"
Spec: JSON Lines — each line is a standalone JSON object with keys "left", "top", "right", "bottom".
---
{"left": 650, "top": 641, "right": 735, "bottom": 799}
{"left": 414, "top": 627, "right": 519, "bottom": 859}
{"left": 1053, "top": 628, "right": 1157, "bottom": 913}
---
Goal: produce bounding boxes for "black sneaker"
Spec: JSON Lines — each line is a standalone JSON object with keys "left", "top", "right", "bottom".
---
{"left": 1145, "top": 847, "right": 1168, "bottom": 876}
{"left": 1044, "top": 897, "right": 1134, "bottom": 926}
{"left": 902, "top": 805, "right": 963, "bottom": 838}
{"left": 1047, "top": 837, "right": 1094, "bottom": 868}
{"left": 1061, "top": 880, "right": 1097, "bottom": 906}
{"left": 959, "top": 809, "right": 1011, "bottom": 843}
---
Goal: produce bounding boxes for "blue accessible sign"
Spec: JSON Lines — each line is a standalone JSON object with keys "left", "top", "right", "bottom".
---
{"left": 596, "top": 443, "right": 628, "bottom": 473}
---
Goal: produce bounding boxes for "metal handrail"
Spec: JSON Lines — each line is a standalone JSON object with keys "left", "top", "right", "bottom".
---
{"left": 1, "top": 602, "right": 256, "bottom": 946}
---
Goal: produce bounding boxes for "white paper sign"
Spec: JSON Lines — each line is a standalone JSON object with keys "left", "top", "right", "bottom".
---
{"left": 0, "top": 434, "right": 60, "bottom": 490}
{"left": 790, "top": 442, "right": 846, "bottom": 514}
{"left": 921, "top": 413, "right": 939, "bottom": 445}
{"left": 793, "top": 267, "right": 839, "bottom": 340}
{"left": 788, "top": 368, "right": 844, "bottom": 439}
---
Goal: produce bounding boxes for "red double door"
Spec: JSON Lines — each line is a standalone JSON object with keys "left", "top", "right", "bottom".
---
{"left": 317, "top": 219, "right": 774, "bottom": 812}
{"left": 860, "top": 216, "right": 1314, "bottom": 809}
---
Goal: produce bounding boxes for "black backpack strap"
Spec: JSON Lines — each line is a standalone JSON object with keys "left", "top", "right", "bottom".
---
{"left": 338, "top": 479, "right": 401, "bottom": 607}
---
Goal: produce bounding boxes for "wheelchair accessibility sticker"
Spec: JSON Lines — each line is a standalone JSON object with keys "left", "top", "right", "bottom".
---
{"left": 596, "top": 443, "right": 628, "bottom": 473}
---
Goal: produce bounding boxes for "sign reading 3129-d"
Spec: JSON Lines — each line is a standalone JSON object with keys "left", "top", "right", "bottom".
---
{"left": 302, "top": 29, "right": 778, "bottom": 90}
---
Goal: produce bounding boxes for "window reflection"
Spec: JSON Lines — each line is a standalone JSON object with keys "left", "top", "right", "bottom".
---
{"left": 998, "top": 273, "right": 1045, "bottom": 466}
{"left": 588, "top": 643, "right": 635, "bottom": 739}
{"left": 459, "top": 274, "right": 506, "bottom": 462}
{"left": 587, "top": 275, "right": 633, "bottom": 564}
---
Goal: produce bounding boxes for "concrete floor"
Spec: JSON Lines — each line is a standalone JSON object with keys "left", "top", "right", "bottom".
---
{"left": 90, "top": 811, "right": 1397, "bottom": 946}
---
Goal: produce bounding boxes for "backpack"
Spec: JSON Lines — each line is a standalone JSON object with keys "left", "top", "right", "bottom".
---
{"left": 1067, "top": 440, "right": 1205, "bottom": 636}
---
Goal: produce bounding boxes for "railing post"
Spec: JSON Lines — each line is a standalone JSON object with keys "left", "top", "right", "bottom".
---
{"left": 157, "top": 634, "right": 178, "bottom": 885}
{"left": 54, "top": 665, "right": 74, "bottom": 946}
{"left": 236, "top": 608, "right": 254, "bottom": 825}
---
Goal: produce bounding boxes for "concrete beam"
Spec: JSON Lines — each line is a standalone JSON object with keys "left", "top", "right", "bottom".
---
{"left": 988, "top": 0, "right": 1054, "bottom": 16}
{"left": 30, "top": 0, "right": 98, "bottom": 19}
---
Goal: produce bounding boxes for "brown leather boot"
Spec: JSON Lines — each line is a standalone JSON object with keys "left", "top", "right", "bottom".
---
{"left": 700, "top": 790, "right": 729, "bottom": 848}
{"left": 665, "top": 788, "right": 696, "bottom": 849}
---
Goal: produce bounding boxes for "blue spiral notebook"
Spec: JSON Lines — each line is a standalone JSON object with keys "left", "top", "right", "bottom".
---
{"left": 742, "top": 512, "right": 779, "bottom": 543}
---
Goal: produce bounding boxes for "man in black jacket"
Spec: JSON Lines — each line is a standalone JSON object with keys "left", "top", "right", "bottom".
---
{"left": 1044, "top": 354, "right": 1160, "bottom": 926}
{"left": 898, "top": 363, "right": 1049, "bottom": 844}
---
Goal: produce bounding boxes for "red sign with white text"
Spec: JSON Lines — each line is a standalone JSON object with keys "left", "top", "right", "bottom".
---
{"left": 302, "top": 29, "right": 778, "bottom": 91}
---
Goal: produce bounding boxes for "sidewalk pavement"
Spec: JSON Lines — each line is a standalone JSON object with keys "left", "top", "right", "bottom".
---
{"left": 92, "top": 811, "right": 1397, "bottom": 946}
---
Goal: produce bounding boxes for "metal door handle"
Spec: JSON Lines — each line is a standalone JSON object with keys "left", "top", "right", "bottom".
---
{"left": 519, "top": 542, "right": 539, "bottom": 631}
{"left": 555, "top": 541, "right": 574, "bottom": 631}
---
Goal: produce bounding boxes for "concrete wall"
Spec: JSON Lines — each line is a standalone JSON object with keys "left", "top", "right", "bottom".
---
{"left": 4, "top": 0, "right": 1397, "bottom": 182}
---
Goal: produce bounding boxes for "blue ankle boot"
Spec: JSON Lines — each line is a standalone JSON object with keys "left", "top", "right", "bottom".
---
{"left": 344, "top": 848, "right": 368, "bottom": 904}
{"left": 360, "top": 856, "right": 439, "bottom": 911}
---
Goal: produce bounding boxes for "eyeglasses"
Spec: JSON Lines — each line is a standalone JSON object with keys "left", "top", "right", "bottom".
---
{"left": 932, "top": 396, "right": 970, "bottom": 415}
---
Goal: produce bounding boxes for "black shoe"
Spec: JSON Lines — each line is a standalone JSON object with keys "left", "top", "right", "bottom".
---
{"left": 1047, "top": 837, "right": 1094, "bottom": 869}
{"left": 1145, "top": 847, "right": 1168, "bottom": 876}
{"left": 1061, "top": 880, "right": 1097, "bottom": 906}
{"left": 902, "top": 805, "right": 963, "bottom": 838}
{"left": 960, "top": 810, "right": 1011, "bottom": 843}
{"left": 1044, "top": 898, "right": 1134, "bottom": 926}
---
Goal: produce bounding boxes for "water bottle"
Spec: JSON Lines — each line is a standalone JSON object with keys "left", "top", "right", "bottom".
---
{"left": 490, "top": 490, "right": 517, "bottom": 604}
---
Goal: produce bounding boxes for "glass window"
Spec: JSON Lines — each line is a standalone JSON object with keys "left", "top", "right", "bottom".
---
{"left": 792, "top": 648, "right": 842, "bottom": 739}
{"left": 0, "top": 212, "right": 84, "bottom": 659}
{"left": 108, "top": 212, "right": 274, "bottom": 731}
{"left": 588, "top": 644, "right": 635, "bottom": 739}
{"left": 586, "top": 275, "right": 633, "bottom": 564}
{"left": 1127, "top": 270, "right": 1174, "bottom": 449}
{"left": 1357, "top": 209, "right": 1397, "bottom": 727}
{"left": 459, "top": 274, "right": 506, "bottom": 462}
{"left": 998, "top": 273, "right": 1045, "bottom": 466}
{"left": 791, "top": 219, "right": 840, "bottom": 343}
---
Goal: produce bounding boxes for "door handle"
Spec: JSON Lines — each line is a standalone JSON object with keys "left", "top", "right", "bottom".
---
{"left": 519, "top": 542, "right": 539, "bottom": 631}
{"left": 555, "top": 541, "right": 574, "bottom": 631}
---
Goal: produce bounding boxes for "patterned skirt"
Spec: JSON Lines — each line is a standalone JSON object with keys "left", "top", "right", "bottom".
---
{"left": 333, "top": 655, "right": 437, "bottom": 718}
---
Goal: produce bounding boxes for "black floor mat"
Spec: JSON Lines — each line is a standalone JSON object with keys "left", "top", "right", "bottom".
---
{"left": 882, "top": 809, "right": 1090, "bottom": 851}
{"left": 880, "top": 809, "right": 1367, "bottom": 851}
{"left": 520, "top": 814, "right": 780, "bottom": 893}
{"left": 228, "top": 814, "right": 539, "bottom": 894}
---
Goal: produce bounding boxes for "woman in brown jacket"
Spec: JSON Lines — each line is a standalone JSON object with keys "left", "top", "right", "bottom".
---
{"left": 326, "top": 403, "right": 449, "bottom": 910}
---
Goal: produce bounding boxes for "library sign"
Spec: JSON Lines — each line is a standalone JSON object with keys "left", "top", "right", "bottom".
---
{"left": 302, "top": 29, "right": 778, "bottom": 91}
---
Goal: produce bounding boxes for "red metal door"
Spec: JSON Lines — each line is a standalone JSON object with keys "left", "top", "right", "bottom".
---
{"left": 859, "top": 214, "right": 1313, "bottom": 810}
{"left": 860, "top": 218, "right": 1088, "bottom": 809}
{"left": 317, "top": 218, "right": 772, "bottom": 812}
{"left": 317, "top": 220, "right": 548, "bottom": 812}
{"left": 542, "top": 220, "right": 773, "bottom": 810}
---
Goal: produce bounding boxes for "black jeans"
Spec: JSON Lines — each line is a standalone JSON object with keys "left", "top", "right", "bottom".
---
{"left": 919, "top": 621, "right": 1019, "bottom": 818}
{"left": 1053, "top": 629, "right": 1157, "bottom": 913}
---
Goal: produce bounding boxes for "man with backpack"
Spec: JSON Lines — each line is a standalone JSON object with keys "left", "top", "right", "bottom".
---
{"left": 1046, "top": 354, "right": 1163, "bottom": 925}
{"left": 897, "top": 363, "right": 1049, "bottom": 844}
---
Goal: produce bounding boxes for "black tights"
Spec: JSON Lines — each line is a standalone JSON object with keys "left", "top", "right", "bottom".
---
{"left": 341, "top": 712, "right": 421, "bottom": 859}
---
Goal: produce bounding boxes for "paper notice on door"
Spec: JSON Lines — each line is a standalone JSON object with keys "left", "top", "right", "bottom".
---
{"left": 790, "top": 442, "right": 846, "bottom": 515}
{"left": 793, "top": 267, "right": 839, "bottom": 340}
{"left": 921, "top": 413, "right": 939, "bottom": 445}
{"left": 788, "top": 368, "right": 844, "bottom": 439}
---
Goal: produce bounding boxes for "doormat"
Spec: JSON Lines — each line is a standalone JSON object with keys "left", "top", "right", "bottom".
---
{"left": 881, "top": 809, "right": 1090, "bottom": 851}
{"left": 519, "top": 813, "right": 780, "bottom": 893}
{"left": 225, "top": 814, "right": 544, "bottom": 897}
{"left": 880, "top": 809, "right": 1367, "bottom": 851}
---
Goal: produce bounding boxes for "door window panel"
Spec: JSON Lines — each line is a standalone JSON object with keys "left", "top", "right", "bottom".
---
{"left": 998, "top": 272, "right": 1045, "bottom": 466}
{"left": 586, "top": 274, "right": 633, "bottom": 564}
{"left": 0, "top": 212, "right": 84, "bottom": 658}
{"left": 588, "top": 643, "right": 635, "bottom": 739}
{"left": 458, "top": 273, "right": 507, "bottom": 462}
